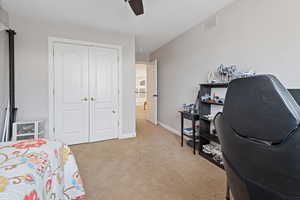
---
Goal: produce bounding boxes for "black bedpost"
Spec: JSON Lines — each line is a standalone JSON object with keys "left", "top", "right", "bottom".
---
{"left": 6, "top": 29, "right": 16, "bottom": 140}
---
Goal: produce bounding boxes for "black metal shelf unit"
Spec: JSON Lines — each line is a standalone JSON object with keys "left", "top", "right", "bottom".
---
{"left": 180, "top": 111, "right": 200, "bottom": 155}
{"left": 198, "top": 82, "right": 228, "bottom": 169}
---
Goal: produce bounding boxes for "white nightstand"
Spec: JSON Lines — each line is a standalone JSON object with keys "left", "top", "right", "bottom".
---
{"left": 12, "top": 121, "right": 45, "bottom": 141}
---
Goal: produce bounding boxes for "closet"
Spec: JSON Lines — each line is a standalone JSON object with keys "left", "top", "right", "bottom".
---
{"left": 53, "top": 42, "right": 119, "bottom": 145}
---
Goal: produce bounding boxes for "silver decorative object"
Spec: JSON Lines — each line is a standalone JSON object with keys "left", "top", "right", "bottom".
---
{"left": 216, "top": 64, "right": 256, "bottom": 82}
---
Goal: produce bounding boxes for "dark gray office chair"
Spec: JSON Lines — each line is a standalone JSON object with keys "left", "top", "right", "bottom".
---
{"left": 215, "top": 75, "right": 300, "bottom": 200}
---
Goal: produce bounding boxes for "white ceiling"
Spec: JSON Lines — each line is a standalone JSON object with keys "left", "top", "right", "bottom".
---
{"left": 2, "top": 0, "right": 234, "bottom": 55}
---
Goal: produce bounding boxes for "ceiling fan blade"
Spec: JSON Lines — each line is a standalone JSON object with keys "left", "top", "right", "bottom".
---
{"left": 128, "top": 0, "right": 144, "bottom": 16}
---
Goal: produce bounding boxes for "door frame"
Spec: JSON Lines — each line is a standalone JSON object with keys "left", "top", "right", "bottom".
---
{"left": 136, "top": 60, "right": 158, "bottom": 125}
{"left": 146, "top": 60, "right": 158, "bottom": 125}
{"left": 48, "top": 37, "right": 122, "bottom": 140}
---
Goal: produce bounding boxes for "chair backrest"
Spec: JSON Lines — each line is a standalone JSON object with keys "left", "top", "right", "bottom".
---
{"left": 215, "top": 75, "right": 300, "bottom": 200}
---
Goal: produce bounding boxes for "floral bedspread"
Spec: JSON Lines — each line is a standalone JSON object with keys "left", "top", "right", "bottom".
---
{"left": 0, "top": 139, "right": 85, "bottom": 200}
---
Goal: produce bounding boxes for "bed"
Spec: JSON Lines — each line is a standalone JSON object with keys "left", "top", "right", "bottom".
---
{"left": 0, "top": 139, "right": 86, "bottom": 200}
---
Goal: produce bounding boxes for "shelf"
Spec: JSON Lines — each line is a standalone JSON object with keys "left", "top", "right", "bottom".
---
{"left": 187, "top": 140, "right": 200, "bottom": 149}
{"left": 199, "top": 132, "right": 220, "bottom": 143}
{"left": 183, "top": 133, "right": 199, "bottom": 139}
{"left": 16, "top": 133, "right": 35, "bottom": 136}
{"left": 179, "top": 111, "right": 200, "bottom": 121}
{"left": 199, "top": 150, "right": 224, "bottom": 170}
{"left": 16, "top": 131, "right": 45, "bottom": 137}
{"left": 199, "top": 115, "right": 212, "bottom": 122}
{"left": 186, "top": 139, "right": 224, "bottom": 170}
{"left": 201, "top": 100, "right": 224, "bottom": 106}
{"left": 200, "top": 83, "right": 229, "bottom": 88}
{"left": 179, "top": 111, "right": 199, "bottom": 116}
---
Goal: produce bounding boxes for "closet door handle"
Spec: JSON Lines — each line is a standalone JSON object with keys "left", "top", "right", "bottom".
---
{"left": 91, "top": 97, "right": 96, "bottom": 101}
{"left": 112, "top": 110, "right": 116, "bottom": 114}
{"left": 81, "top": 97, "right": 88, "bottom": 101}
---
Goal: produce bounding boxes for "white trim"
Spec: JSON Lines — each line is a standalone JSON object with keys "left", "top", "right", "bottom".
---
{"left": 153, "top": 59, "right": 158, "bottom": 125}
{"left": 136, "top": 61, "right": 150, "bottom": 65}
{"left": 48, "top": 37, "right": 123, "bottom": 140}
{"left": 48, "top": 39, "right": 55, "bottom": 139}
{"left": 48, "top": 37, "right": 122, "bottom": 50}
{"left": 119, "top": 132, "right": 136, "bottom": 139}
{"left": 158, "top": 121, "right": 180, "bottom": 136}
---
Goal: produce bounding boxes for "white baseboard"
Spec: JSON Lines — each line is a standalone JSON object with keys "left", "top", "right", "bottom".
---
{"left": 119, "top": 132, "right": 136, "bottom": 139}
{"left": 158, "top": 121, "right": 180, "bottom": 136}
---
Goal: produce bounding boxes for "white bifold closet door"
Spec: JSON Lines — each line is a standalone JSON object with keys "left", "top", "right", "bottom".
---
{"left": 89, "top": 47, "right": 119, "bottom": 142}
{"left": 53, "top": 43, "right": 118, "bottom": 145}
{"left": 54, "top": 43, "right": 90, "bottom": 145}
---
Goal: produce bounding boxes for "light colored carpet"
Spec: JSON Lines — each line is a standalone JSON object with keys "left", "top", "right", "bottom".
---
{"left": 71, "top": 106, "right": 226, "bottom": 200}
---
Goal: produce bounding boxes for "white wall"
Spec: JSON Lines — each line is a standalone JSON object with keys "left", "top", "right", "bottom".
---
{"left": 0, "top": 30, "right": 8, "bottom": 137}
{"left": 136, "top": 64, "right": 147, "bottom": 78}
{"left": 151, "top": 0, "right": 300, "bottom": 133}
{"left": 9, "top": 17, "right": 136, "bottom": 138}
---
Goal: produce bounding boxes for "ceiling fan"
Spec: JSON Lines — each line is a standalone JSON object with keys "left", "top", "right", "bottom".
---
{"left": 125, "top": 0, "right": 144, "bottom": 16}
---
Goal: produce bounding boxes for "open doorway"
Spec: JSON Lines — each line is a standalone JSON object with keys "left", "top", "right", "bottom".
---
{"left": 135, "top": 61, "right": 158, "bottom": 124}
{"left": 136, "top": 63, "right": 147, "bottom": 120}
